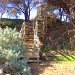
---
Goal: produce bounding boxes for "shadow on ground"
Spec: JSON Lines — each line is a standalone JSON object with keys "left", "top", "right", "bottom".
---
{"left": 29, "top": 50, "right": 75, "bottom": 75}
{"left": 29, "top": 62, "right": 54, "bottom": 75}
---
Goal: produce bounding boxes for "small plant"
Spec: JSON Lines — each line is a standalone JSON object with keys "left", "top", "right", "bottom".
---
{"left": 41, "top": 46, "right": 50, "bottom": 53}
{"left": 60, "top": 40, "right": 70, "bottom": 50}
{"left": 41, "top": 46, "right": 56, "bottom": 53}
{"left": 0, "top": 27, "right": 32, "bottom": 75}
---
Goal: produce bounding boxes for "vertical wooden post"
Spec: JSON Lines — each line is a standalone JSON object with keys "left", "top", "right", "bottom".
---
{"left": 0, "top": 66, "right": 3, "bottom": 75}
{"left": 34, "top": 20, "right": 40, "bottom": 63}
{"left": 20, "top": 21, "right": 26, "bottom": 45}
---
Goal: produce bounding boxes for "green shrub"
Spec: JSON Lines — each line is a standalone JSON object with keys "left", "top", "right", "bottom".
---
{"left": 0, "top": 19, "right": 24, "bottom": 29}
{"left": 0, "top": 27, "right": 32, "bottom": 75}
{"left": 41, "top": 46, "right": 50, "bottom": 53}
{"left": 60, "top": 40, "right": 70, "bottom": 50}
{"left": 41, "top": 46, "right": 56, "bottom": 53}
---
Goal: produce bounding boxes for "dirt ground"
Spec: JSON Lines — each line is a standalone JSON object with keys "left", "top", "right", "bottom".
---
{"left": 29, "top": 61, "right": 75, "bottom": 75}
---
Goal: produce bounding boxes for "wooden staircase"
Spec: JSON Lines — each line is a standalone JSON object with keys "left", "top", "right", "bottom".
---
{"left": 37, "top": 20, "right": 44, "bottom": 37}
{"left": 21, "top": 22, "right": 40, "bottom": 62}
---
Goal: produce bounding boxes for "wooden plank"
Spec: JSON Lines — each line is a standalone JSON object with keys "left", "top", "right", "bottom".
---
{"left": 25, "top": 33, "right": 34, "bottom": 35}
{"left": 25, "top": 28, "right": 33, "bottom": 30}
{"left": 25, "top": 39, "right": 34, "bottom": 41}
{"left": 25, "top": 46, "right": 33, "bottom": 48}
{"left": 24, "top": 40, "right": 34, "bottom": 42}
{"left": 25, "top": 53, "right": 39, "bottom": 58}
{"left": 25, "top": 45, "right": 33, "bottom": 48}
{"left": 25, "top": 43, "right": 33, "bottom": 46}
{"left": 28, "top": 60, "right": 41, "bottom": 63}
{"left": 25, "top": 51, "right": 39, "bottom": 56}
{"left": 25, "top": 26, "right": 33, "bottom": 29}
{"left": 25, "top": 35, "right": 34, "bottom": 37}
{"left": 26, "top": 49, "right": 33, "bottom": 51}
{"left": 25, "top": 37, "right": 34, "bottom": 39}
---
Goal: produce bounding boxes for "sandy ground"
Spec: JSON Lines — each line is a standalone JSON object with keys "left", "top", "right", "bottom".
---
{"left": 29, "top": 61, "right": 75, "bottom": 75}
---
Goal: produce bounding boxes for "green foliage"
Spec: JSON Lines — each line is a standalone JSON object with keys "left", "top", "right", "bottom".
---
{"left": 0, "top": 27, "right": 31, "bottom": 75}
{"left": 54, "top": 55, "right": 75, "bottom": 61}
{"left": 60, "top": 40, "right": 70, "bottom": 50}
{"left": 0, "top": 18, "right": 24, "bottom": 29}
{"left": 41, "top": 46, "right": 56, "bottom": 53}
{"left": 41, "top": 46, "right": 50, "bottom": 53}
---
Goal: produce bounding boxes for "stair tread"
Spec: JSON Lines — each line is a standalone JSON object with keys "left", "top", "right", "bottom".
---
{"left": 25, "top": 33, "right": 34, "bottom": 34}
{"left": 25, "top": 42, "right": 33, "bottom": 45}
{"left": 27, "top": 60, "right": 40, "bottom": 62}
{"left": 25, "top": 39, "right": 34, "bottom": 41}
{"left": 25, "top": 29, "right": 33, "bottom": 31}
{"left": 25, "top": 50, "right": 39, "bottom": 53}
{"left": 25, "top": 37, "right": 34, "bottom": 39}
{"left": 25, "top": 41, "right": 34, "bottom": 43}
{"left": 25, "top": 52, "right": 39, "bottom": 57}
{"left": 25, "top": 34, "right": 33, "bottom": 36}
{"left": 25, "top": 45, "right": 34, "bottom": 48}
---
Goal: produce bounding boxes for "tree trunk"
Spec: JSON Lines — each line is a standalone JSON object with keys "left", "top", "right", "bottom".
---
{"left": 25, "top": 9, "right": 29, "bottom": 21}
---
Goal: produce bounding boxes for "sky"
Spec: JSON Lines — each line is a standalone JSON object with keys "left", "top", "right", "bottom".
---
{"left": 53, "top": 8, "right": 70, "bottom": 22}
{"left": 1, "top": 5, "right": 70, "bottom": 22}
{"left": 0, "top": 0, "right": 45, "bottom": 20}
{"left": 1, "top": 9, "right": 37, "bottom": 19}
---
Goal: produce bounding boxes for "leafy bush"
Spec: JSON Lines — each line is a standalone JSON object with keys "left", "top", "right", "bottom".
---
{"left": 41, "top": 46, "right": 56, "bottom": 53}
{"left": 41, "top": 46, "right": 50, "bottom": 53}
{"left": 0, "top": 27, "right": 32, "bottom": 75}
{"left": 60, "top": 40, "right": 70, "bottom": 50}
{"left": 0, "top": 18, "right": 24, "bottom": 29}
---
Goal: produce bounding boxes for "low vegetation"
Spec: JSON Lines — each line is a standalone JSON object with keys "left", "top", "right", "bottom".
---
{"left": 0, "top": 18, "right": 24, "bottom": 29}
{"left": 0, "top": 27, "right": 32, "bottom": 75}
{"left": 40, "top": 46, "right": 75, "bottom": 61}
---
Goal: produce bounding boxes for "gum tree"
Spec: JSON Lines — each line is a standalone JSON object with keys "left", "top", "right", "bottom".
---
{"left": 0, "top": 0, "right": 41, "bottom": 21}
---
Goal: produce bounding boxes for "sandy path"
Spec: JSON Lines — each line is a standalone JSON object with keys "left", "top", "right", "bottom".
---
{"left": 29, "top": 61, "right": 75, "bottom": 75}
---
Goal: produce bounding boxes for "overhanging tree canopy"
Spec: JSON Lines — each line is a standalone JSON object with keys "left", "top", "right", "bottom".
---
{"left": 0, "top": 0, "right": 40, "bottom": 21}
{"left": 47, "top": 0, "right": 75, "bottom": 19}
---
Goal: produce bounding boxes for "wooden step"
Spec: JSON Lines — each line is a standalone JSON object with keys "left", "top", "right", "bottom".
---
{"left": 27, "top": 49, "right": 33, "bottom": 51}
{"left": 25, "top": 33, "right": 34, "bottom": 35}
{"left": 28, "top": 60, "right": 40, "bottom": 63}
{"left": 38, "top": 26, "right": 43, "bottom": 27}
{"left": 38, "top": 34, "right": 43, "bottom": 36}
{"left": 25, "top": 44, "right": 33, "bottom": 48}
{"left": 25, "top": 34, "right": 34, "bottom": 36}
{"left": 25, "top": 41, "right": 34, "bottom": 43}
{"left": 25, "top": 51, "right": 39, "bottom": 58}
{"left": 25, "top": 31, "right": 34, "bottom": 33}
{"left": 25, "top": 38, "right": 34, "bottom": 40}
{"left": 38, "top": 30, "right": 43, "bottom": 32}
{"left": 25, "top": 28, "right": 33, "bottom": 30}
{"left": 25, "top": 35, "right": 34, "bottom": 39}
{"left": 25, "top": 54, "right": 39, "bottom": 58}
{"left": 38, "top": 25, "right": 43, "bottom": 26}
{"left": 38, "top": 28, "right": 43, "bottom": 29}
{"left": 25, "top": 37, "right": 34, "bottom": 39}
{"left": 26, "top": 46, "right": 33, "bottom": 49}
{"left": 25, "top": 42, "right": 34, "bottom": 45}
{"left": 25, "top": 24, "right": 33, "bottom": 26}
{"left": 25, "top": 43, "right": 34, "bottom": 45}
{"left": 25, "top": 44, "right": 33, "bottom": 47}
{"left": 38, "top": 31, "right": 43, "bottom": 33}
{"left": 25, "top": 26, "right": 33, "bottom": 29}
{"left": 25, "top": 35, "right": 34, "bottom": 37}
{"left": 25, "top": 50, "right": 38, "bottom": 53}
{"left": 25, "top": 30, "right": 33, "bottom": 32}
{"left": 25, "top": 39, "right": 34, "bottom": 41}
{"left": 25, "top": 43, "right": 33, "bottom": 45}
{"left": 25, "top": 31, "right": 33, "bottom": 33}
